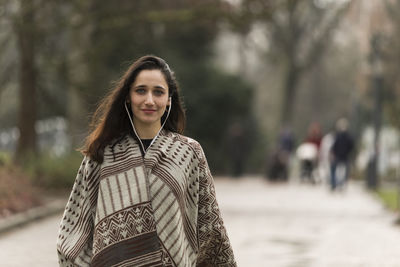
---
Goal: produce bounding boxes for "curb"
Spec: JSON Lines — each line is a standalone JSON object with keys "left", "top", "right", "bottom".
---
{"left": 0, "top": 199, "right": 66, "bottom": 235}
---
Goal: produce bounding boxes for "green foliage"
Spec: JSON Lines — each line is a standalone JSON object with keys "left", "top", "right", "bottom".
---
{"left": 382, "top": 1, "right": 400, "bottom": 130}
{"left": 0, "top": 151, "right": 12, "bottom": 166}
{"left": 377, "top": 189, "right": 399, "bottom": 212}
{"left": 179, "top": 64, "right": 255, "bottom": 173}
{"left": 23, "top": 151, "right": 83, "bottom": 189}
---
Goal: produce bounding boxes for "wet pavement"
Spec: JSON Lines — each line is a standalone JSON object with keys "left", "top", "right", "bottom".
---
{"left": 1, "top": 176, "right": 400, "bottom": 267}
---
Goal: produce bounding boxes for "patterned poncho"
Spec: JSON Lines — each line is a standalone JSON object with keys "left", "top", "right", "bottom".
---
{"left": 57, "top": 130, "right": 236, "bottom": 266}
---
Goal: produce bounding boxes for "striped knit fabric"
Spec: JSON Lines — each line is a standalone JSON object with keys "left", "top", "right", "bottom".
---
{"left": 57, "top": 130, "right": 236, "bottom": 266}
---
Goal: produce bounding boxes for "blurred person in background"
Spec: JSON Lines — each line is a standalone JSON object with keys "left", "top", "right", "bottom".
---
{"left": 305, "top": 122, "right": 323, "bottom": 151}
{"left": 318, "top": 130, "right": 335, "bottom": 184}
{"left": 330, "top": 118, "right": 354, "bottom": 191}
{"left": 57, "top": 55, "right": 236, "bottom": 266}
{"left": 296, "top": 141, "right": 318, "bottom": 184}
{"left": 295, "top": 122, "right": 323, "bottom": 184}
{"left": 267, "top": 126, "right": 295, "bottom": 181}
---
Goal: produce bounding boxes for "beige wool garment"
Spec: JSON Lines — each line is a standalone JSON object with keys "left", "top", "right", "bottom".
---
{"left": 57, "top": 130, "right": 236, "bottom": 267}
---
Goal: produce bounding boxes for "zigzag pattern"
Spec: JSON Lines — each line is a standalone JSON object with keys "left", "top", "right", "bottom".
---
{"left": 195, "top": 143, "right": 236, "bottom": 266}
{"left": 57, "top": 131, "right": 236, "bottom": 266}
{"left": 93, "top": 202, "right": 156, "bottom": 254}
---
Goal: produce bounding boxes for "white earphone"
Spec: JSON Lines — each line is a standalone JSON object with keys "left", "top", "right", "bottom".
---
{"left": 124, "top": 95, "right": 172, "bottom": 153}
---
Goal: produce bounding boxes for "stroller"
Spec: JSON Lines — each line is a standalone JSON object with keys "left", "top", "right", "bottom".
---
{"left": 296, "top": 142, "right": 318, "bottom": 183}
{"left": 267, "top": 149, "right": 290, "bottom": 181}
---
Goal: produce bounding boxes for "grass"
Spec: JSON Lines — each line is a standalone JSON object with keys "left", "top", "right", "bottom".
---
{"left": 376, "top": 188, "right": 399, "bottom": 212}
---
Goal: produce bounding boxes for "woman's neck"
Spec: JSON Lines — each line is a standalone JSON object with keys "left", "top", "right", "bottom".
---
{"left": 133, "top": 120, "right": 161, "bottom": 139}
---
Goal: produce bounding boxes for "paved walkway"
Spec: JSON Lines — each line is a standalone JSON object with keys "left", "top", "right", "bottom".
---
{"left": 216, "top": 177, "right": 400, "bottom": 267}
{"left": 0, "top": 212, "right": 61, "bottom": 266}
{"left": 0, "top": 176, "right": 399, "bottom": 266}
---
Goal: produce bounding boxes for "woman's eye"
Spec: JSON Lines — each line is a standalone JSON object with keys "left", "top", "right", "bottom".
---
{"left": 135, "top": 88, "right": 146, "bottom": 94}
{"left": 154, "top": 90, "right": 165, "bottom": 96}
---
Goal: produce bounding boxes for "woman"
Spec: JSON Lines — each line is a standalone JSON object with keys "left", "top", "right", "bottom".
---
{"left": 57, "top": 55, "right": 236, "bottom": 267}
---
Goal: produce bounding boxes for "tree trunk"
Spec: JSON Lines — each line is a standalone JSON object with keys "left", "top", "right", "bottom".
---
{"left": 280, "top": 64, "right": 299, "bottom": 126}
{"left": 15, "top": 0, "right": 37, "bottom": 162}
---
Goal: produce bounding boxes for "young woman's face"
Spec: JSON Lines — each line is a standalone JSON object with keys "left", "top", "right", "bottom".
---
{"left": 128, "top": 69, "right": 170, "bottom": 130}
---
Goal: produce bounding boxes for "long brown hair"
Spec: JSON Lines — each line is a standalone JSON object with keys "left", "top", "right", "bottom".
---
{"left": 80, "top": 55, "right": 186, "bottom": 163}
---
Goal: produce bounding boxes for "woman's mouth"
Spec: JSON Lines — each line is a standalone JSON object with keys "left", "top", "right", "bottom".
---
{"left": 142, "top": 109, "right": 156, "bottom": 114}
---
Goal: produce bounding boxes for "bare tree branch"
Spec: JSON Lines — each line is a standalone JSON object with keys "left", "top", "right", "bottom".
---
{"left": 301, "top": 1, "right": 353, "bottom": 72}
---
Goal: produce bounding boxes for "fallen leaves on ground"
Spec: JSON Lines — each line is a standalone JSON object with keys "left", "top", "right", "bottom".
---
{"left": 0, "top": 166, "right": 41, "bottom": 219}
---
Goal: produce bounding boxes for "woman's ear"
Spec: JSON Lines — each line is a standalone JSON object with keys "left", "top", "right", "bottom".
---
{"left": 167, "top": 96, "right": 172, "bottom": 105}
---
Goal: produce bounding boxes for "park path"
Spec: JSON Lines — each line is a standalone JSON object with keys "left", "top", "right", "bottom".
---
{"left": 0, "top": 212, "right": 61, "bottom": 266}
{"left": 217, "top": 177, "right": 400, "bottom": 267}
{"left": 1, "top": 176, "right": 400, "bottom": 266}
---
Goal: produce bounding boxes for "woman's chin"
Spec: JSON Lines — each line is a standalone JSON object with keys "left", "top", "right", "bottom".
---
{"left": 134, "top": 117, "right": 161, "bottom": 127}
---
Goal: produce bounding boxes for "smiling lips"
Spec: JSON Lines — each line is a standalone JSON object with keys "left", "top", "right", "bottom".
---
{"left": 142, "top": 109, "right": 156, "bottom": 114}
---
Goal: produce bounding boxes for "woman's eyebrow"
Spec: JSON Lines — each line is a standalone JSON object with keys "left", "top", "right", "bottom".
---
{"left": 134, "top": 84, "right": 166, "bottom": 90}
{"left": 154, "top": 85, "right": 167, "bottom": 90}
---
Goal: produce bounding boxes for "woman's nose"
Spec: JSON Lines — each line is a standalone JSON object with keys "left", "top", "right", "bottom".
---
{"left": 144, "top": 93, "right": 154, "bottom": 105}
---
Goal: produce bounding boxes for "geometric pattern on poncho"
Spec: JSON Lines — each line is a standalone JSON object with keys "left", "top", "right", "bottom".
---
{"left": 93, "top": 201, "right": 156, "bottom": 254}
{"left": 91, "top": 201, "right": 174, "bottom": 266}
{"left": 57, "top": 131, "right": 237, "bottom": 267}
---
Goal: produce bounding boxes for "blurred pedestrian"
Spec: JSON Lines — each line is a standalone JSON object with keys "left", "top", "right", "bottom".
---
{"left": 267, "top": 126, "right": 295, "bottom": 181}
{"left": 296, "top": 141, "right": 318, "bottom": 183}
{"left": 305, "top": 122, "right": 323, "bottom": 151}
{"left": 318, "top": 131, "right": 335, "bottom": 183}
{"left": 330, "top": 118, "right": 354, "bottom": 191}
{"left": 296, "top": 122, "right": 323, "bottom": 183}
{"left": 57, "top": 55, "right": 236, "bottom": 266}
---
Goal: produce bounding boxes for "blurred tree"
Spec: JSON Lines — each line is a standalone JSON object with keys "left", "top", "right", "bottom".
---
{"left": 34, "top": 1, "right": 70, "bottom": 119}
{"left": 0, "top": 1, "right": 18, "bottom": 128}
{"left": 224, "top": 0, "right": 273, "bottom": 75}
{"left": 181, "top": 65, "right": 253, "bottom": 172}
{"left": 60, "top": 0, "right": 228, "bottom": 148}
{"left": 0, "top": 0, "right": 72, "bottom": 159}
{"left": 64, "top": 0, "right": 99, "bottom": 146}
{"left": 228, "top": 0, "right": 353, "bottom": 126}
{"left": 268, "top": 0, "right": 353, "bottom": 126}
{"left": 383, "top": 0, "right": 400, "bottom": 128}
{"left": 295, "top": 41, "right": 360, "bottom": 137}
{"left": 0, "top": 0, "right": 71, "bottom": 127}
{"left": 0, "top": 0, "right": 255, "bottom": 173}
{"left": 60, "top": 0, "right": 254, "bottom": 172}
{"left": 12, "top": 0, "right": 38, "bottom": 161}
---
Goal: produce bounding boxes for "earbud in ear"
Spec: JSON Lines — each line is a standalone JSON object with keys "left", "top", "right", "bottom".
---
{"left": 166, "top": 97, "right": 172, "bottom": 109}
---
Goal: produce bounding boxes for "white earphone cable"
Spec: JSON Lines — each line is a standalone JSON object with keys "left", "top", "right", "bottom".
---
{"left": 124, "top": 97, "right": 172, "bottom": 155}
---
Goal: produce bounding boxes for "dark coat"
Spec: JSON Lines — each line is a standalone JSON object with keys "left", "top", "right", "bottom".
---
{"left": 332, "top": 131, "right": 354, "bottom": 161}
